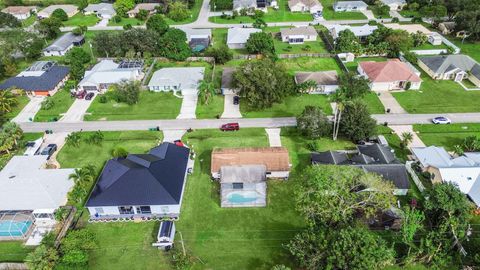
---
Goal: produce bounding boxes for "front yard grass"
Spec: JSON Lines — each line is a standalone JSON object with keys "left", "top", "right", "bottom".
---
{"left": 108, "top": 17, "right": 144, "bottom": 26}
{"left": 413, "top": 123, "right": 480, "bottom": 150}
{"left": 5, "top": 95, "right": 29, "bottom": 121}
{"left": 321, "top": 0, "right": 368, "bottom": 20}
{"left": 364, "top": 91, "right": 385, "bottom": 114}
{"left": 35, "top": 89, "right": 75, "bottom": 122}
{"left": 63, "top": 13, "right": 100, "bottom": 27}
{"left": 0, "top": 241, "right": 34, "bottom": 262}
{"left": 279, "top": 56, "right": 342, "bottom": 73}
{"left": 85, "top": 91, "right": 182, "bottom": 121}
{"left": 196, "top": 94, "right": 224, "bottom": 119}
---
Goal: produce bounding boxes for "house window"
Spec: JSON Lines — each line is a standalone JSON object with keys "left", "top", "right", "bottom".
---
{"left": 95, "top": 208, "right": 104, "bottom": 214}
{"left": 136, "top": 206, "right": 152, "bottom": 214}
{"left": 232, "top": 183, "right": 244, "bottom": 189}
{"left": 118, "top": 206, "right": 134, "bottom": 214}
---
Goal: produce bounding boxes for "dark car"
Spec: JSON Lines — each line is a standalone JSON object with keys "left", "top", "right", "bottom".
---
{"left": 40, "top": 144, "right": 57, "bottom": 160}
{"left": 233, "top": 96, "right": 240, "bottom": 105}
{"left": 220, "top": 123, "right": 240, "bottom": 131}
{"left": 85, "top": 92, "right": 95, "bottom": 100}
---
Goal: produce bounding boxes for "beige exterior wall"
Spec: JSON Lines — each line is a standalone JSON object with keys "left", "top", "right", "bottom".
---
{"left": 418, "top": 60, "right": 438, "bottom": 79}
{"left": 427, "top": 167, "right": 443, "bottom": 184}
{"left": 469, "top": 76, "right": 480, "bottom": 87}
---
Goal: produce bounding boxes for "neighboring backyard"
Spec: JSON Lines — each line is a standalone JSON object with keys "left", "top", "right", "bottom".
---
{"left": 263, "top": 27, "right": 329, "bottom": 54}
{"left": 0, "top": 241, "right": 34, "bottom": 262}
{"left": 320, "top": 0, "right": 368, "bottom": 20}
{"left": 413, "top": 123, "right": 480, "bottom": 150}
{"left": 34, "top": 89, "right": 75, "bottom": 122}
{"left": 63, "top": 13, "right": 99, "bottom": 27}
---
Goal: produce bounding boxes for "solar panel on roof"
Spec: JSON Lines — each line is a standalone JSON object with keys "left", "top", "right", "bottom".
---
{"left": 26, "top": 61, "right": 54, "bottom": 72}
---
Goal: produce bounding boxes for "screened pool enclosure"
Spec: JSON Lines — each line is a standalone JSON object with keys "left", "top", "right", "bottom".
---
{"left": 0, "top": 212, "right": 34, "bottom": 240}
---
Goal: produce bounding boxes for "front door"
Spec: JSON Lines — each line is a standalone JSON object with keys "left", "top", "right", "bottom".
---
{"left": 454, "top": 72, "right": 465, "bottom": 82}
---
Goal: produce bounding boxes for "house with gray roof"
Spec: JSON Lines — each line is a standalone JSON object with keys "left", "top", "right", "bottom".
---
{"left": 148, "top": 67, "right": 205, "bottom": 95}
{"left": 86, "top": 143, "right": 191, "bottom": 220}
{"left": 380, "top": 0, "right": 406, "bottom": 10}
{"left": 280, "top": 26, "right": 318, "bottom": 44}
{"left": 0, "top": 61, "right": 69, "bottom": 96}
{"left": 84, "top": 3, "right": 116, "bottom": 19}
{"left": 329, "top": 24, "right": 378, "bottom": 40}
{"left": 227, "top": 27, "right": 262, "bottom": 49}
{"left": 221, "top": 67, "right": 237, "bottom": 95}
{"left": 418, "top": 55, "right": 480, "bottom": 87}
{"left": 37, "top": 4, "right": 78, "bottom": 19}
{"left": 294, "top": 71, "right": 339, "bottom": 94}
{"left": 43, "top": 32, "right": 85, "bottom": 57}
{"left": 233, "top": 0, "right": 258, "bottom": 11}
{"left": 333, "top": 1, "right": 368, "bottom": 12}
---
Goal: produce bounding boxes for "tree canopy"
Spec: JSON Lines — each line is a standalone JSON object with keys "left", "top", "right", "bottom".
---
{"left": 36, "top": 17, "right": 62, "bottom": 39}
{"left": 158, "top": 28, "right": 191, "bottom": 61}
{"left": 245, "top": 32, "right": 275, "bottom": 56}
{"left": 167, "top": 2, "right": 190, "bottom": 22}
{"left": 0, "top": 12, "right": 21, "bottom": 28}
{"left": 51, "top": 8, "right": 68, "bottom": 21}
{"left": 339, "top": 99, "right": 377, "bottom": 142}
{"left": 146, "top": 14, "right": 169, "bottom": 35}
{"left": 337, "top": 72, "right": 371, "bottom": 100}
{"left": 114, "top": 0, "right": 135, "bottom": 17}
{"left": 297, "top": 106, "right": 331, "bottom": 139}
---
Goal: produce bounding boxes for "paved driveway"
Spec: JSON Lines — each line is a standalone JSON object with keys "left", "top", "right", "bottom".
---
{"left": 389, "top": 125, "right": 426, "bottom": 148}
{"left": 177, "top": 92, "right": 198, "bottom": 119}
{"left": 60, "top": 94, "right": 95, "bottom": 122}
{"left": 12, "top": 96, "right": 45, "bottom": 123}
{"left": 361, "top": 10, "right": 375, "bottom": 20}
{"left": 265, "top": 128, "right": 282, "bottom": 147}
{"left": 163, "top": 130, "right": 187, "bottom": 142}
{"left": 39, "top": 132, "right": 69, "bottom": 168}
{"left": 376, "top": 92, "right": 406, "bottom": 114}
{"left": 221, "top": 94, "right": 242, "bottom": 119}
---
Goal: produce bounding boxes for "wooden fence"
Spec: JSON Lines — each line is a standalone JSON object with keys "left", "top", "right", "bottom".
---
{"left": 54, "top": 206, "right": 77, "bottom": 248}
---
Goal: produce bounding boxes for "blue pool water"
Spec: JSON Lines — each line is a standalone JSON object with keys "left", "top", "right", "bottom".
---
{"left": 227, "top": 192, "right": 258, "bottom": 203}
{"left": 0, "top": 221, "right": 32, "bottom": 237}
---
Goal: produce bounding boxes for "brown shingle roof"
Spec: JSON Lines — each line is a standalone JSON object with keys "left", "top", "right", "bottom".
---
{"left": 359, "top": 60, "right": 421, "bottom": 83}
{"left": 295, "top": 70, "right": 339, "bottom": 85}
{"left": 2, "top": 6, "right": 36, "bottom": 14}
{"left": 211, "top": 147, "right": 290, "bottom": 174}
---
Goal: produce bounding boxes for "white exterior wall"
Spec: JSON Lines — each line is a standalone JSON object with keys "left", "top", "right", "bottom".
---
{"left": 87, "top": 204, "right": 181, "bottom": 217}
{"left": 268, "top": 171, "right": 290, "bottom": 179}
{"left": 12, "top": 13, "right": 31, "bottom": 20}
{"left": 227, "top": 42, "right": 246, "bottom": 49}
{"left": 43, "top": 44, "right": 73, "bottom": 57}
{"left": 289, "top": 3, "right": 305, "bottom": 12}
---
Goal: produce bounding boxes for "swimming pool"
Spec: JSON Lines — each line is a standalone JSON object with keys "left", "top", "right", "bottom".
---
{"left": 0, "top": 220, "right": 33, "bottom": 237}
{"left": 227, "top": 191, "right": 259, "bottom": 203}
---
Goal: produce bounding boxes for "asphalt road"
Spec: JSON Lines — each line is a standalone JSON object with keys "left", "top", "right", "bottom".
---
{"left": 18, "top": 113, "right": 480, "bottom": 133}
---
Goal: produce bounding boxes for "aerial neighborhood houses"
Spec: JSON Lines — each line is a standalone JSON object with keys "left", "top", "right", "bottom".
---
{"left": 328, "top": 24, "right": 378, "bottom": 40}
{"left": 333, "top": 1, "right": 368, "bottom": 12}
{"left": 232, "top": 0, "right": 276, "bottom": 12}
{"left": 294, "top": 70, "right": 339, "bottom": 94}
{"left": 181, "top": 28, "right": 212, "bottom": 52}
{"left": 358, "top": 60, "right": 422, "bottom": 91}
{"left": 418, "top": 55, "right": 480, "bottom": 87}
{"left": 0, "top": 61, "right": 69, "bottom": 96}
{"left": 1, "top": 6, "right": 36, "bottom": 20}
{"left": 127, "top": 3, "right": 159, "bottom": 18}
{"left": 43, "top": 32, "right": 85, "bottom": 57}
{"left": 411, "top": 146, "right": 480, "bottom": 207}
{"left": 84, "top": 3, "right": 116, "bottom": 19}
{"left": 37, "top": 4, "right": 78, "bottom": 19}
{"left": 280, "top": 26, "right": 318, "bottom": 44}
{"left": 148, "top": 67, "right": 205, "bottom": 94}
{"left": 78, "top": 60, "right": 144, "bottom": 93}
{"left": 227, "top": 27, "right": 262, "bottom": 49}
{"left": 288, "top": 0, "right": 322, "bottom": 13}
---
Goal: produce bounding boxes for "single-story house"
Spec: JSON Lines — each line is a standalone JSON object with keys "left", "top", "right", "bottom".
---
{"left": 148, "top": 67, "right": 205, "bottom": 95}
{"left": 43, "top": 32, "right": 85, "bottom": 57}
{"left": 438, "top": 22, "right": 456, "bottom": 35}
{"left": 0, "top": 61, "right": 69, "bottom": 96}
{"left": 358, "top": 60, "right": 422, "bottom": 91}
{"left": 37, "top": 4, "right": 78, "bottom": 19}
{"left": 333, "top": 1, "right": 368, "bottom": 12}
{"left": 221, "top": 67, "right": 237, "bottom": 95}
{"left": 0, "top": 155, "right": 74, "bottom": 240}
{"left": 233, "top": 0, "right": 258, "bottom": 11}
{"left": 294, "top": 71, "right": 339, "bottom": 94}
{"left": 1, "top": 6, "right": 36, "bottom": 20}
{"left": 411, "top": 146, "right": 480, "bottom": 206}
{"left": 417, "top": 55, "right": 480, "bottom": 87}
{"left": 219, "top": 165, "right": 267, "bottom": 207}
{"left": 379, "top": 0, "right": 406, "bottom": 10}
{"left": 181, "top": 28, "right": 212, "bottom": 52}
{"left": 86, "top": 143, "right": 191, "bottom": 220}
{"left": 127, "top": 3, "right": 159, "bottom": 18}
{"left": 280, "top": 26, "right": 318, "bottom": 44}
{"left": 329, "top": 24, "right": 378, "bottom": 40}
{"left": 84, "top": 3, "right": 116, "bottom": 19}
{"left": 78, "top": 59, "right": 144, "bottom": 93}
{"left": 288, "top": 0, "right": 322, "bottom": 13}
{"left": 211, "top": 147, "right": 291, "bottom": 179}
{"left": 428, "top": 33, "right": 442, "bottom": 45}
{"left": 312, "top": 144, "right": 410, "bottom": 195}
{"left": 227, "top": 27, "right": 262, "bottom": 49}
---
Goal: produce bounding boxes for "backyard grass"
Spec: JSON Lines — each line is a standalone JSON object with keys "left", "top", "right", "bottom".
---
{"left": 241, "top": 94, "right": 332, "bottom": 117}
{"left": 34, "top": 89, "right": 75, "bottom": 122}
{"left": 453, "top": 39, "right": 480, "bottom": 62}
{"left": 413, "top": 123, "right": 480, "bottom": 150}
{"left": 321, "top": 0, "right": 368, "bottom": 20}
{"left": 363, "top": 91, "right": 385, "bottom": 114}
{"left": 196, "top": 95, "right": 224, "bottom": 119}
{"left": 413, "top": 42, "right": 449, "bottom": 50}
{"left": 22, "top": 15, "right": 36, "bottom": 27}
{"left": 5, "top": 95, "right": 29, "bottom": 121}
{"left": 279, "top": 56, "right": 342, "bottom": 73}
{"left": 57, "top": 130, "right": 163, "bottom": 169}
{"left": 392, "top": 70, "right": 480, "bottom": 113}
{"left": 262, "top": 27, "right": 329, "bottom": 54}
{"left": 63, "top": 13, "right": 100, "bottom": 27}
{"left": 85, "top": 91, "right": 182, "bottom": 121}
{"left": 0, "top": 241, "right": 34, "bottom": 262}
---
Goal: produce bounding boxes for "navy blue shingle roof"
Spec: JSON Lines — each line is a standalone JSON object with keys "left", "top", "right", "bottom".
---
{"left": 86, "top": 143, "right": 190, "bottom": 207}
{"left": 0, "top": 65, "right": 70, "bottom": 92}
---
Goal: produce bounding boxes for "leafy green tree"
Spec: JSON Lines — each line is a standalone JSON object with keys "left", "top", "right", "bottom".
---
{"left": 158, "top": 28, "right": 191, "bottom": 61}
{"left": 69, "top": 61, "right": 86, "bottom": 82}
{"left": 135, "top": 9, "right": 149, "bottom": 20}
{"left": 25, "top": 245, "right": 59, "bottom": 270}
{"left": 113, "top": 80, "right": 141, "bottom": 105}
{"left": 210, "top": 0, "right": 233, "bottom": 10}
{"left": 0, "top": 122, "right": 23, "bottom": 154}
{"left": 205, "top": 44, "right": 232, "bottom": 64}
{"left": 66, "top": 132, "right": 82, "bottom": 147}
{"left": 52, "top": 8, "right": 69, "bottom": 21}
{"left": 339, "top": 99, "right": 376, "bottom": 142}
{"left": 297, "top": 106, "right": 331, "bottom": 139}
{"left": 78, "top": 0, "right": 89, "bottom": 11}
{"left": 146, "top": 14, "right": 169, "bottom": 35}
{"left": 462, "top": 135, "right": 479, "bottom": 151}
{"left": 420, "top": 5, "right": 447, "bottom": 22}
{"left": 385, "top": 30, "right": 413, "bottom": 57}
{"left": 271, "top": 265, "right": 290, "bottom": 270}
{"left": 373, "top": 4, "right": 390, "bottom": 17}
{"left": 0, "top": 12, "right": 21, "bottom": 28}
{"left": 167, "top": 2, "right": 190, "bottom": 22}
{"left": 198, "top": 80, "right": 217, "bottom": 105}
{"left": 295, "top": 165, "right": 396, "bottom": 226}
{"left": 411, "top": 31, "right": 428, "bottom": 47}
{"left": 60, "top": 229, "right": 97, "bottom": 266}
{"left": 400, "top": 206, "right": 425, "bottom": 257}
{"left": 233, "top": 59, "right": 295, "bottom": 109}
{"left": 401, "top": 132, "right": 414, "bottom": 149}
{"left": 65, "top": 47, "right": 91, "bottom": 65}
{"left": 72, "top": 25, "right": 87, "bottom": 36}
{"left": 0, "top": 89, "right": 19, "bottom": 114}
{"left": 455, "top": 10, "right": 480, "bottom": 40}
{"left": 36, "top": 17, "right": 62, "bottom": 39}
{"left": 337, "top": 72, "right": 370, "bottom": 99}
{"left": 296, "top": 80, "right": 317, "bottom": 94}
{"left": 69, "top": 164, "right": 96, "bottom": 197}
{"left": 114, "top": 0, "right": 135, "bottom": 17}
{"left": 252, "top": 17, "right": 267, "bottom": 29}
{"left": 336, "top": 29, "right": 362, "bottom": 54}
{"left": 123, "top": 23, "right": 133, "bottom": 30}
{"left": 245, "top": 32, "right": 275, "bottom": 55}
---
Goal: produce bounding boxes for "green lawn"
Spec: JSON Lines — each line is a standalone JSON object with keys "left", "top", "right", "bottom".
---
{"left": 399, "top": 9, "right": 420, "bottom": 18}
{"left": 262, "top": 27, "right": 329, "bottom": 54}
{"left": 57, "top": 130, "right": 163, "bottom": 169}
{"left": 413, "top": 123, "right": 480, "bottom": 150}
{"left": 34, "top": 89, "right": 75, "bottom": 122}
{"left": 370, "top": 6, "right": 391, "bottom": 19}
{"left": 453, "top": 39, "right": 480, "bottom": 62}
{"left": 5, "top": 95, "right": 29, "bottom": 121}
{"left": 413, "top": 42, "right": 449, "bottom": 50}
{"left": 363, "top": 91, "right": 385, "bottom": 114}
{"left": 392, "top": 70, "right": 480, "bottom": 113}
{"left": 63, "top": 13, "right": 100, "bottom": 27}
{"left": 279, "top": 57, "right": 342, "bottom": 73}
{"left": 196, "top": 95, "right": 224, "bottom": 119}
{"left": 108, "top": 17, "right": 145, "bottom": 26}
{"left": 321, "top": 0, "right": 368, "bottom": 20}
{"left": 85, "top": 91, "right": 182, "bottom": 121}
{"left": 0, "top": 241, "right": 34, "bottom": 262}
{"left": 22, "top": 15, "right": 36, "bottom": 27}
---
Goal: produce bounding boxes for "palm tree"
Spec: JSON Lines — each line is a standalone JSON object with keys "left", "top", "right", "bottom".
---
{"left": 401, "top": 132, "right": 414, "bottom": 149}
{"left": 0, "top": 89, "right": 19, "bottom": 113}
{"left": 69, "top": 164, "right": 96, "bottom": 195}
{"left": 88, "top": 130, "right": 104, "bottom": 145}
{"left": 197, "top": 80, "right": 216, "bottom": 105}
{"left": 66, "top": 132, "right": 82, "bottom": 147}
{"left": 453, "top": 145, "right": 464, "bottom": 156}
{"left": 331, "top": 91, "right": 346, "bottom": 141}
{"left": 2, "top": 122, "right": 23, "bottom": 147}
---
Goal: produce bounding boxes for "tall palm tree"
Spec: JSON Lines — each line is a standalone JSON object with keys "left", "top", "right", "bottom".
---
{"left": 2, "top": 122, "right": 23, "bottom": 147}
{"left": 197, "top": 80, "right": 216, "bottom": 105}
{"left": 0, "top": 89, "right": 19, "bottom": 113}
{"left": 69, "top": 164, "right": 96, "bottom": 195}
{"left": 66, "top": 132, "right": 82, "bottom": 147}
{"left": 401, "top": 132, "right": 414, "bottom": 149}
{"left": 331, "top": 91, "right": 346, "bottom": 141}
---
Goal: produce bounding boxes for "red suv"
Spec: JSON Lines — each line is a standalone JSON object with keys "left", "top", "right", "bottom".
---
{"left": 220, "top": 123, "right": 239, "bottom": 131}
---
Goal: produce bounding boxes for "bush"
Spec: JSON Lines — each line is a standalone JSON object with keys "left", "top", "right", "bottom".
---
{"left": 112, "top": 15, "right": 122, "bottom": 23}
{"left": 98, "top": 95, "right": 107, "bottom": 103}
{"left": 205, "top": 44, "right": 233, "bottom": 64}
{"left": 391, "top": 17, "right": 399, "bottom": 23}
{"left": 123, "top": 24, "right": 132, "bottom": 30}
{"left": 41, "top": 97, "right": 55, "bottom": 110}
{"left": 111, "top": 147, "right": 128, "bottom": 158}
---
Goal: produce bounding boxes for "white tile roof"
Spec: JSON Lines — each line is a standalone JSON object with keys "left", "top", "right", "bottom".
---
{"left": 227, "top": 27, "right": 262, "bottom": 45}
{"left": 148, "top": 67, "right": 205, "bottom": 91}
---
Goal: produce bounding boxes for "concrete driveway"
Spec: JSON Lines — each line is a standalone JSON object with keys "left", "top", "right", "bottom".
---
{"left": 163, "top": 130, "right": 187, "bottom": 142}
{"left": 361, "top": 10, "right": 375, "bottom": 20}
{"left": 376, "top": 92, "right": 406, "bottom": 114}
{"left": 60, "top": 94, "right": 96, "bottom": 122}
{"left": 389, "top": 125, "right": 426, "bottom": 148}
{"left": 266, "top": 128, "right": 282, "bottom": 147}
{"left": 177, "top": 92, "right": 198, "bottom": 119}
{"left": 221, "top": 94, "right": 242, "bottom": 119}
{"left": 12, "top": 96, "right": 45, "bottom": 123}
{"left": 39, "top": 132, "right": 69, "bottom": 168}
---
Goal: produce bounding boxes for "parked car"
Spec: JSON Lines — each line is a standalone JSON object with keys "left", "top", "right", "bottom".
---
{"left": 76, "top": 91, "right": 86, "bottom": 99}
{"left": 432, "top": 116, "right": 451, "bottom": 124}
{"left": 40, "top": 144, "right": 57, "bottom": 160}
{"left": 233, "top": 96, "right": 239, "bottom": 105}
{"left": 220, "top": 123, "right": 240, "bottom": 131}
{"left": 85, "top": 92, "right": 95, "bottom": 100}
{"left": 174, "top": 140, "right": 184, "bottom": 147}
